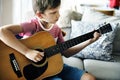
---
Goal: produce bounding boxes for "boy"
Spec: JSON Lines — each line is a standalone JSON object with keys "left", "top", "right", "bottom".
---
{"left": 0, "top": 0, "right": 100, "bottom": 80}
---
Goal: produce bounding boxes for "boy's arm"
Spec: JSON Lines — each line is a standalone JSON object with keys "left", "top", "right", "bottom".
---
{"left": 62, "top": 32, "right": 101, "bottom": 57}
{"left": 0, "top": 24, "right": 44, "bottom": 62}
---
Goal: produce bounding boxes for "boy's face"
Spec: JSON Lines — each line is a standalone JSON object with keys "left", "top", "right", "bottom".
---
{"left": 40, "top": 6, "right": 60, "bottom": 24}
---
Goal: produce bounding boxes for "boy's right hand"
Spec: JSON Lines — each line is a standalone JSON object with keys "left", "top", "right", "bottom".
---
{"left": 25, "top": 49, "right": 44, "bottom": 62}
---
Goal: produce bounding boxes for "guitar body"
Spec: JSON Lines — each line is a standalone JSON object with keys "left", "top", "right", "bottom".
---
{"left": 0, "top": 31, "right": 63, "bottom": 80}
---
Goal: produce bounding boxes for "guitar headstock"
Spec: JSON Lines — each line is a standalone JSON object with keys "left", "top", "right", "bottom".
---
{"left": 98, "top": 23, "right": 112, "bottom": 34}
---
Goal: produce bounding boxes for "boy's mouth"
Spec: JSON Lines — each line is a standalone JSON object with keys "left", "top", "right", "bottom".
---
{"left": 55, "top": 19, "right": 58, "bottom": 21}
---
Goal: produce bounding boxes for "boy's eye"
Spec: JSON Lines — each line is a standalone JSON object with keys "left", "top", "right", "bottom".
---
{"left": 51, "top": 12, "right": 56, "bottom": 14}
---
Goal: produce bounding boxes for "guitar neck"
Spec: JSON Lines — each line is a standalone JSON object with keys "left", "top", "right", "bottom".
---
{"left": 45, "top": 23, "right": 112, "bottom": 57}
{"left": 45, "top": 30, "right": 99, "bottom": 57}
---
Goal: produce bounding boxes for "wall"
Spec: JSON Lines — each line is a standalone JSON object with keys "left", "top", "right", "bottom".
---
{"left": 0, "top": 0, "right": 2, "bottom": 26}
{"left": 0, "top": 0, "right": 13, "bottom": 26}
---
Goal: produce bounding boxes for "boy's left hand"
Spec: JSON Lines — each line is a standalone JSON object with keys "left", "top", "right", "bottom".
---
{"left": 89, "top": 32, "right": 101, "bottom": 43}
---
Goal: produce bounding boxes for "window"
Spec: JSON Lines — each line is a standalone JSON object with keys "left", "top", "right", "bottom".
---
{"left": 13, "top": 0, "right": 33, "bottom": 23}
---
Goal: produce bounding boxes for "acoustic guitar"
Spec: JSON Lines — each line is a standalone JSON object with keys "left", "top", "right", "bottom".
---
{"left": 0, "top": 23, "right": 112, "bottom": 80}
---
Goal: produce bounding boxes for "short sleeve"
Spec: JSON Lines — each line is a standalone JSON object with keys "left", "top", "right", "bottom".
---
{"left": 19, "top": 18, "right": 41, "bottom": 37}
{"left": 57, "top": 29, "right": 64, "bottom": 43}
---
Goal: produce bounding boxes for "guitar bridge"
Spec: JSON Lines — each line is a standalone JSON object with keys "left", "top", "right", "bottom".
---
{"left": 9, "top": 53, "right": 22, "bottom": 78}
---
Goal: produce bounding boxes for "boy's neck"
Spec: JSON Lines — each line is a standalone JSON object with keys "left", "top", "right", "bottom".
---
{"left": 40, "top": 20, "right": 52, "bottom": 29}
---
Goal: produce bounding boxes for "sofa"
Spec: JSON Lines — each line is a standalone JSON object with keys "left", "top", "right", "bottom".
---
{"left": 58, "top": 8, "right": 120, "bottom": 80}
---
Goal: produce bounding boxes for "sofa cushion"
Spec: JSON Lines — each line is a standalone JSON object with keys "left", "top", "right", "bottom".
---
{"left": 84, "top": 59, "right": 120, "bottom": 80}
{"left": 113, "top": 24, "right": 120, "bottom": 53}
{"left": 71, "top": 20, "right": 117, "bottom": 61}
{"left": 62, "top": 56, "right": 84, "bottom": 69}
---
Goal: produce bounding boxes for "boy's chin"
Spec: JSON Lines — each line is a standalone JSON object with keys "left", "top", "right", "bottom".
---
{"left": 50, "top": 21, "right": 57, "bottom": 24}
{"left": 45, "top": 20, "right": 56, "bottom": 24}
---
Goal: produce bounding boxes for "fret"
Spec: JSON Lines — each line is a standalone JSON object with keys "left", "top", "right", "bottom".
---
{"left": 65, "top": 41, "right": 71, "bottom": 48}
{"left": 45, "top": 45, "right": 61, "bottom": 57}
{"left": 57, "top": 43, "right": 63, "bottom": 53}
{"left": 59, "top": 42, "right": 68, "bottom": 51}
{"left": 75, "top": 37, "right": 81, "bottom": 44}
{"left": 69, "top": 40, "right": 73, "bottom": 47}
{"left": 44, "top": 48, "right": 51, "bottom": 57}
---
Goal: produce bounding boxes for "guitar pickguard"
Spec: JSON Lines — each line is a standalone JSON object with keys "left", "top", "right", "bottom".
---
{"left": 23, "top": 62, "right": 48, "bottom": 80}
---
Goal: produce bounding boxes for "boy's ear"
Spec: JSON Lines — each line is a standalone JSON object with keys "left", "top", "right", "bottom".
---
{"left": 36, "top": 11, "right": 43, "bottom": 18}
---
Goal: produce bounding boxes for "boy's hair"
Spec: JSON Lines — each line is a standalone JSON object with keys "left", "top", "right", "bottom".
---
{"left": 32, "top": 0, "right": 61, "bottom": 14}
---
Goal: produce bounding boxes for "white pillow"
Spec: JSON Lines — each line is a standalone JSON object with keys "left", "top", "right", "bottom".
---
{"left": 56, "top": 10, "right": 82, "bottom": 28}
{"left": 71, "top": 20, "right": 117, "bottom": 61}
{"left": 81, "top": 8, "right": 120, "bottom": 24}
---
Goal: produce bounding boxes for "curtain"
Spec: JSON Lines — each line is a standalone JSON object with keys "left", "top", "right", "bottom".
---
{"left": 0, "top": 0, "right": 2, "bottom": 26}
{"left": 13, "top": 0, "right": 33, "bottom": 24}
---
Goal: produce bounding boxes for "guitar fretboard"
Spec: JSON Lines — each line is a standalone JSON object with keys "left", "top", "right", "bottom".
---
{"left": 44, "top": 30, "right": 97, "bottom": 57}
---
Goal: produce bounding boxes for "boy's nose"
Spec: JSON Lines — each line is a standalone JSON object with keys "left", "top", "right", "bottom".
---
{"left": 56, "top": 12, "right": 60, "bottom": 19}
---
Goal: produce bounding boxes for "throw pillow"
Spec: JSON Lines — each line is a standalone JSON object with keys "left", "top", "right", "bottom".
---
{"left": 80, "top": 8, "right": 120, "bottom": 56}
{"left": 71, "top": 20, "right": 117, "bottom": 61}
{"left": 81, "top": 8, "right": 120, "bottom": 24}
{"left": 56, "top": 10, "right": 82, "bottom": 28}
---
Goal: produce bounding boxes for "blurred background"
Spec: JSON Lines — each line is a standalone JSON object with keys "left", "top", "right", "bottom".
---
{"left": 0, "top": 0, "right": 119, "bottom": 26}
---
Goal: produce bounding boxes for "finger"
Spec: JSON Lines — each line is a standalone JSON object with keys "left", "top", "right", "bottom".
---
{"left": 36, "top": 57, "right": 41, "bottom": 61}
{"left": 36, "top": 54, "right": 43, "bottom": 59}
{"left": 33, "top": 59, "right": 38, "bottom": 62}
{"left": 39, "top": 52, "right": 44, "bottom": 56}
{"left": 34, "top": 57, "right": 41, "bottom": 62}
{"left": 36, "top": 55, "right": 43, "bottom": 60}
